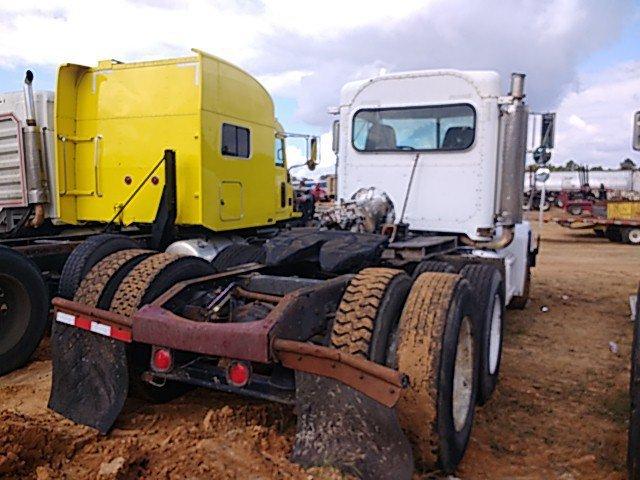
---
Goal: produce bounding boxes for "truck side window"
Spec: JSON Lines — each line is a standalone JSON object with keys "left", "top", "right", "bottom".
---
{"left": 222, "top": 123, "right": 250, "bottom": 158}
{"left": 275, "top": 137, "right": 286, "bottom": 167}
{"left": 352, "top": 104, "right": 475, "bottom": 152}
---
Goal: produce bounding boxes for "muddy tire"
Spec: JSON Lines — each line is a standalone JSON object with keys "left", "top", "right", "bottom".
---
{"left": 330, "top": 268, "right": 411, "bottom": 363}
{"left": 0, "top": 247, "right": 48, "bottom": 375}
{"left": 622, "top": 227, "right": 640, "bottom": 246}
{"left": 629, "top": 286, "right": 640, "bottom": 480}
{"left": 393, "top": 272, "right": 477, "bottom": 473}
{"left": 413, "top": 260, "right": 455, "bottom": 279}
{"left": 459, "top": 264, "right": 504, "bottom": 405}
{"left": 58, "top": 234, "right": 140, "bottom": 299}
{"left": 110, "top": 253, "right": 215, "bottom": 402}
{"left": 73, "top": 249, "right": 154, "bottom": 307}
{"left": 210, "top": 243, "right": 266, "bottom": 270}
{"left": 49, "top": 248, "right": 154, "bottom": 428}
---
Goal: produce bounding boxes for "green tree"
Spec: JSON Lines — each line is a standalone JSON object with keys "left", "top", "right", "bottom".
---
{"left": 564, "top": 160, "right": 579, "bottom": 171}
{"left": 620, "top": 158, "right": 637, "bottom": 170}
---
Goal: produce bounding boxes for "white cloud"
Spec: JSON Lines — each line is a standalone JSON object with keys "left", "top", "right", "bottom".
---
{"left": 257, "top": 70, "right": 312, "bottom": 96}
{"left": 252, "top": 0, "right": 634, "bottom": 125}
{"left": 0, "top": 0, "right": 637, "bottom": 170}
{"left": 553, "top": 60, "right": 640, "bottom": 168}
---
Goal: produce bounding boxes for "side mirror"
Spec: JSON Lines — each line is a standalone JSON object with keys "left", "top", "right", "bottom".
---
{"left": 307, "top": 137, "right": 318, "bottom": 171}
{"left": 634, "top": 111, "right": 640, "bottom": 151}
{"left": 533, "top": 146, "right": 551, "bottom": 165}
{"left": 332, "top": 120, "right": 340, "bottom": 153}
{"left": 535, "top": 167, "right": 551, "bottom": 184}
{"left": 540, "top": 112, "right": 555, "bottom": 149}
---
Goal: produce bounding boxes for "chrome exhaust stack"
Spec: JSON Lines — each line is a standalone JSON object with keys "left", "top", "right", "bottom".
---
{"left": 497, "top": 73, "right": 529, "bottom": 228}
{"left": 23, "top": 70, "right": 37, "bottom": 126}
{"left": 465, "top": 73, "right": 528, "bottom": 250}
{"left": 22, "top": 70, "right": 49, "bottom": 225}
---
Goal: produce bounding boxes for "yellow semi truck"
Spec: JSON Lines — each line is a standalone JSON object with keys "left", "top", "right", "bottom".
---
{"left": 0, "top": 50, "right": 316, "bottom": 376}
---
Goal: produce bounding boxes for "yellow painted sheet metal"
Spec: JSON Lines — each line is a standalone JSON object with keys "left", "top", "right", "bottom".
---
{"left": 607, "top": 201, "right": 640, "bottom": 220}
{"left": 54, "top": 50, "right": 294, "bottom": 231}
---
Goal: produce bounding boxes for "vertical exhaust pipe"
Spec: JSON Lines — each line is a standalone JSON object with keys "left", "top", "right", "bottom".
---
{"left": 498, "top": 73, "right": 529, "bottom": 227}
{"left": 464, "top": 73, "right": 528, "bottom": 249}
{"left": 22, "top": 70, "right": 48, "bottom": 226}
{"left": 23, "top": 70, "right": 37, "bottom": 126}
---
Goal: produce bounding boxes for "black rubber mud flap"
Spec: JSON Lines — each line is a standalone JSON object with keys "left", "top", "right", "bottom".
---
{"left": 292, "top": 372, "right": 413, "bottom": 480}
{"left": 48, "top": 323, "right": 128, "bottom": 434}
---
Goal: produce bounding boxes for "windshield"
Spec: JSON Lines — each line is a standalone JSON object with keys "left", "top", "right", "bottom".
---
{"left": 352, "top": 104, "right": 475, "bottom": 152}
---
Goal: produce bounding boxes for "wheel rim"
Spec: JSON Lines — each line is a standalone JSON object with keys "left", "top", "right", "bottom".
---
{"left": 629, "top": 229, "right": 640, "bottom": 244}
{"left": 0, "top": 274, "right": 30, "bottom": 352}
{"left": 453, "top": 315, "right": 474, "bottom": 432}
{"left": 488, "top": 295, "right": 502, "bottom": 375}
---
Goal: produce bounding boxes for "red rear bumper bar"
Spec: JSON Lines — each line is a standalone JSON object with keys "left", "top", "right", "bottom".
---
{"left": 52, "top": 297, "right": 406, "bottom": 408}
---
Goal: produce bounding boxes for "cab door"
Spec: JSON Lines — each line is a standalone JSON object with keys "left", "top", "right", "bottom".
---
{"left": 274, "top": 137, "right": 290, "bottom": 217}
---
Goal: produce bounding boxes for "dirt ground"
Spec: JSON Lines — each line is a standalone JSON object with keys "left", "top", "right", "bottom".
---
{"left": 0, "top": 214, "right": 638, "bottom": 479}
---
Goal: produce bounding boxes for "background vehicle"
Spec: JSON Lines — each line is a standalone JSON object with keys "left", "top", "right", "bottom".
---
{"left": 50, "top": 66, "right": 539, "bottom": 478}
{"left": 555, "top": 200, "right": 640, "bottom": 245}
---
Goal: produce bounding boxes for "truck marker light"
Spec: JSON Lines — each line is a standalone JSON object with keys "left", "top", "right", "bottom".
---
{"left": 227, "top": 361, "right": 251, "bottom": 387}
{"left": 152, "top": 348, "right": 172, "bottom": 372}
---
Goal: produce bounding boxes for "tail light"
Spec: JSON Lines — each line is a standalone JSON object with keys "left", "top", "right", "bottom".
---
{"left": 151, "top": 347, "right": 172, "bottom": 372}
{"left": 227, "top": 360, "right": 251, "bottom": 387}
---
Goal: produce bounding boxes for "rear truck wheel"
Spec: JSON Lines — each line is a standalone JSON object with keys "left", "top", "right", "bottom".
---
{"left": 605, "top": 226, "right": 622, "bottom": 243}
{"left": 210, "top": 243, "right": 266, "bottom": 270}
{"left": 293, "top": 267, "right": 414, "bottom": 479}
{"left": 459, "top": 264, "right": 504, "bottom": 405}
{"left": 58, "top": 234, "right": 140, "bottom": 299}
{"left": 622, "top": 227, "right": 640, "bottom": 245}
{"left": 109, "top": 253, "right": 215, "bottom": 402}
{"left": 49, "top": 248, "right": 153, "bottom": 432}
{"left": 412, "top": 260, "right": 455, "bottom": 279}
{"left": 50, "top": 251, "right": 215, "bottom": 434}
{"left": 393, "top": 271, "right": 478, "bottom": 473}
{"left": 594, "top": 228, "right": 606, "bottom": 238}
{"left": 629, "top": 285, "right": 640, "bottom": 479}
{"left": 0, "top": 247, "right": 48, "bottom": 375}
{"left": 330, "top": 267, "right": 412, "bottom": 362}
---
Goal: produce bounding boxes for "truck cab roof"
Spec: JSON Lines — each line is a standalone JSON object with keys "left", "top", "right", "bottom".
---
{"left": 339, "top": 69, "right": 502, "bottom": 108}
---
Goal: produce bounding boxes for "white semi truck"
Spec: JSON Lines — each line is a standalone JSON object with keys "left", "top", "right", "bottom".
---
{"left": 331, "top": 69, "right": 535, "bottom": 306}
{"left": 326, "top": 70, "right": 538, "bottom": 413}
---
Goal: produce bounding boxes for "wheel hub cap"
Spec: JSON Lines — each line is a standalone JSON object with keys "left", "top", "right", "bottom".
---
{"left": 453, "top": 315, "right": 474, "bottom": 432}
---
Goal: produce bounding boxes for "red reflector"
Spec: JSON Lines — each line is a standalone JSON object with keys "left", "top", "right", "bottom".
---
{"left": 152, "top": 348, "right": 172, "bottom": 372}
{"left": 227, "top": 361, "right": 251, "bottom": 387}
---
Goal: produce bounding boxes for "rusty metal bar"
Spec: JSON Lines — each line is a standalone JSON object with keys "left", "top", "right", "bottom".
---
{"left": 150, "top": 262, "right": 264, "bottom": 307}
{"left": 235, "top": 287, "right": 282, "bottom": 303}
{"left": 133, "top": 304, "right": 272, "bottom": 363}
{"left": 273, "top": 338, "right": 406, "bottom": 408}
{"left": 52, "top": 297, "right": 133, "bottom": 328}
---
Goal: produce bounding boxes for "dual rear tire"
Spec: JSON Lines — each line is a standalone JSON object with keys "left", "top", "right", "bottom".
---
{"left": 330, "top": 267, "right": 481, "bottom": 473}
{"left": 0, "top": 247, "right": 48, "bottom": 375}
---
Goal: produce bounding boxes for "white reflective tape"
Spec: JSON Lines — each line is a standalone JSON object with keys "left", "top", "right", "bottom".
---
{"left": 90, "top": 321, "right": 111, "bottom": 337}
{"left": 56, "top": 311, "right": 76, "bottom": 325}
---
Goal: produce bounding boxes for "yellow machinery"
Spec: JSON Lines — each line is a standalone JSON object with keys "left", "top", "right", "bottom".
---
{"left": 607, "top": 200, "right": 640, "bottom": 221}
{"left": 55, "top": 49, "right": 295, "bottom": 231}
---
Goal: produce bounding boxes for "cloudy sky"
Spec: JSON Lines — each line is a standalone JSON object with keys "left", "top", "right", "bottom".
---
{"left": 0, "top": 0, "right": 639, "bottom": 173}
